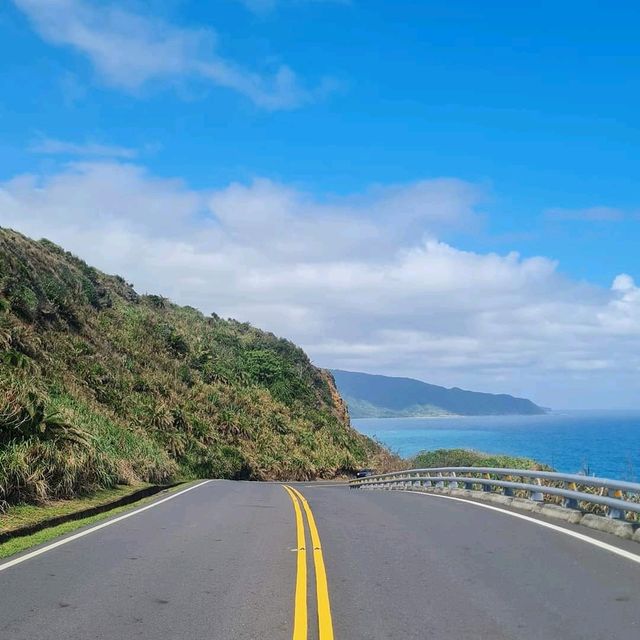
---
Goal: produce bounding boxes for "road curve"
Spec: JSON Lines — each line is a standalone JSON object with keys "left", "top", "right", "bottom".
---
{"left": 1, "top": 480, "right": 639, "bottom": 639}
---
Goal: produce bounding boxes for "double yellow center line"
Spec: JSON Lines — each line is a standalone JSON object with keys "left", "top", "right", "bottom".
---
{"left": 283, "top": 485, "right": 334, "bottom": 640}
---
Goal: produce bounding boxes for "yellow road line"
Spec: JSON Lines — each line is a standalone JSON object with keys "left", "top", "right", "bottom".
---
{"left": 288, "top": 486, "right": 335, "bottom": 640}
{"left": 283, "top": 485, "right": 308, "bottom": 640}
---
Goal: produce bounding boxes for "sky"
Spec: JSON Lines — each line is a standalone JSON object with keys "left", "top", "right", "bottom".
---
{"left": 1, "top": 0, "right": 639, "bottom": 409}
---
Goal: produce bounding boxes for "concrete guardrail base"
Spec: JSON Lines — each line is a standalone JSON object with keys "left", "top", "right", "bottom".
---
{"left": 580, "top": 514, "right": 635, "bottom": 540}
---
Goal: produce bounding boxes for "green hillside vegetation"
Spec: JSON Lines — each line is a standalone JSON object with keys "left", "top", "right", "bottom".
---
{"left": 412, "top": 448, "right": 552, "bottom": 471}
{"left": 344, "top": 397, "right": 453, "bottom": 418}
{"left": 0, "top": 228, "right": 381, "bottom": 510}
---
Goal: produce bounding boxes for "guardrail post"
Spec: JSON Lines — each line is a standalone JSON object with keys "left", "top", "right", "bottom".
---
{"left": 530, "top": 478, "right": 544, "bottom": 502}
{"left": 482, "top": 473, "right": 492, "bottom": 492}
{"left": 424, "top": 473, "right": 432, "bottom": 488}
{"left": 502, "top": 475, "right": 514, "bottom": 496}
{"left": 607, "top": 488, "right": 625, "bottom": 520}
{"left": 449, "top": 472, "right": 458, "bottom": 489}
{"left": 562, "top": 482, "right": 579, "bottom": 509}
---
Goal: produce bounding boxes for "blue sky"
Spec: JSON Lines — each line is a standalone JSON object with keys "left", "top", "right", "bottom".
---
{"left": 1, "top": 1, "right": 639, "bottom": 407}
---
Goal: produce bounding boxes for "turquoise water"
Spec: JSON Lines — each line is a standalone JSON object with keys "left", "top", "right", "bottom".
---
{"left": 353, "top": 411, "right": 640, "bottom": 481}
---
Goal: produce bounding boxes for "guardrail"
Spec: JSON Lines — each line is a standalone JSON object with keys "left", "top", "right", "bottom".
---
{"left": 350, "top": 467, "right": 640, "bottom": 521}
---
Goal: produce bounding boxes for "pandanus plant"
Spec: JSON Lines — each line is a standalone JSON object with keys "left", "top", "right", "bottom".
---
{"left": 0, "top": 386, "right": 91, "bottom": 447}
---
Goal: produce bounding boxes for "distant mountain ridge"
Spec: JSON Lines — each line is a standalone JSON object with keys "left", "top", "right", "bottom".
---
{"left": 331, "top": 370, "right": 546, "bottom": 418}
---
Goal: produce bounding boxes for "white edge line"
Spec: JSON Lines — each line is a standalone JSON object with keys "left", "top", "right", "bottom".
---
{"left": 396, "top": 489, "right": 640, "bottom": 566}
{"left": 0, "top": 479, "right": 212, "bottom": 573}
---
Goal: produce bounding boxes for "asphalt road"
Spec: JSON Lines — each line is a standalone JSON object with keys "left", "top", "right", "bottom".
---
{"left": 1, "top": 480, "right": 639, "bottom": 639}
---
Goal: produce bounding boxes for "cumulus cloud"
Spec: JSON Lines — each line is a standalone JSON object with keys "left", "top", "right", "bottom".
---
{"left": 1, "top": 161, "right": 639, "bottom": 408}
{"left": 13, "top": 0, "right": 326, "bottom": 109}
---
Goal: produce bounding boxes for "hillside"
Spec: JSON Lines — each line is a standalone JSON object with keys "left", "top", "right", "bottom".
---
{"left": 0, "top": 229, "right": 380, "bottom": 508}
{"left": 332, "top": 370, "right": 546, "bottom": 418}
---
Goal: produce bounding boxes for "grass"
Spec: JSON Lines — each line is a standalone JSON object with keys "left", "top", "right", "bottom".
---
{"left": 0, "top": 228, "right": 381, "bottom": 508}
{"left": 0, "top": 481, "right": 195, "bottom": 559}
{"left": 0, "top": 483, "right": 153, "bottom": 534}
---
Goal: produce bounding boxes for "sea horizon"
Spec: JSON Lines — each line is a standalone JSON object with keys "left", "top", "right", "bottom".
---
{"left": 352, "top": 410, "right": 640, "bottom": 482}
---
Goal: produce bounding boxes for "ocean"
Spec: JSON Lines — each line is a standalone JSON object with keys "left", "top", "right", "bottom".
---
{"left": 352, "top": 411, "right": 640, "bottom": 481}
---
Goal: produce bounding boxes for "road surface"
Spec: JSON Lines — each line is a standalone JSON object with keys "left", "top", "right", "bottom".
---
{"left": 1, "top": 480, "right": 639, "bottom": 639}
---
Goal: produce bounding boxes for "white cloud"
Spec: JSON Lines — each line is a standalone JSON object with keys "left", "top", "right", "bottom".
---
{"left": 30, "top": 137, "right": 137, "bottom": 159}
{"left": 612, "top": 274, "right": 636, "bottom": 292}
{"left": 1, "top": 161, "right": 639, "bottom": 408}
{"left": 13, "top": 0, "right": 326, "bottom": 109}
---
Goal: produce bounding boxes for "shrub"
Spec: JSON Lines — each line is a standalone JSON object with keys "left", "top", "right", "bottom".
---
{"left": 412, "top": 448, "right": 551, "bottom": 471}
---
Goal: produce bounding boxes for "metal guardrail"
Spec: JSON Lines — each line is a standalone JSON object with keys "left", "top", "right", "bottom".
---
{"left": 350, "top": 467, "right": 640, "bottom": 520}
